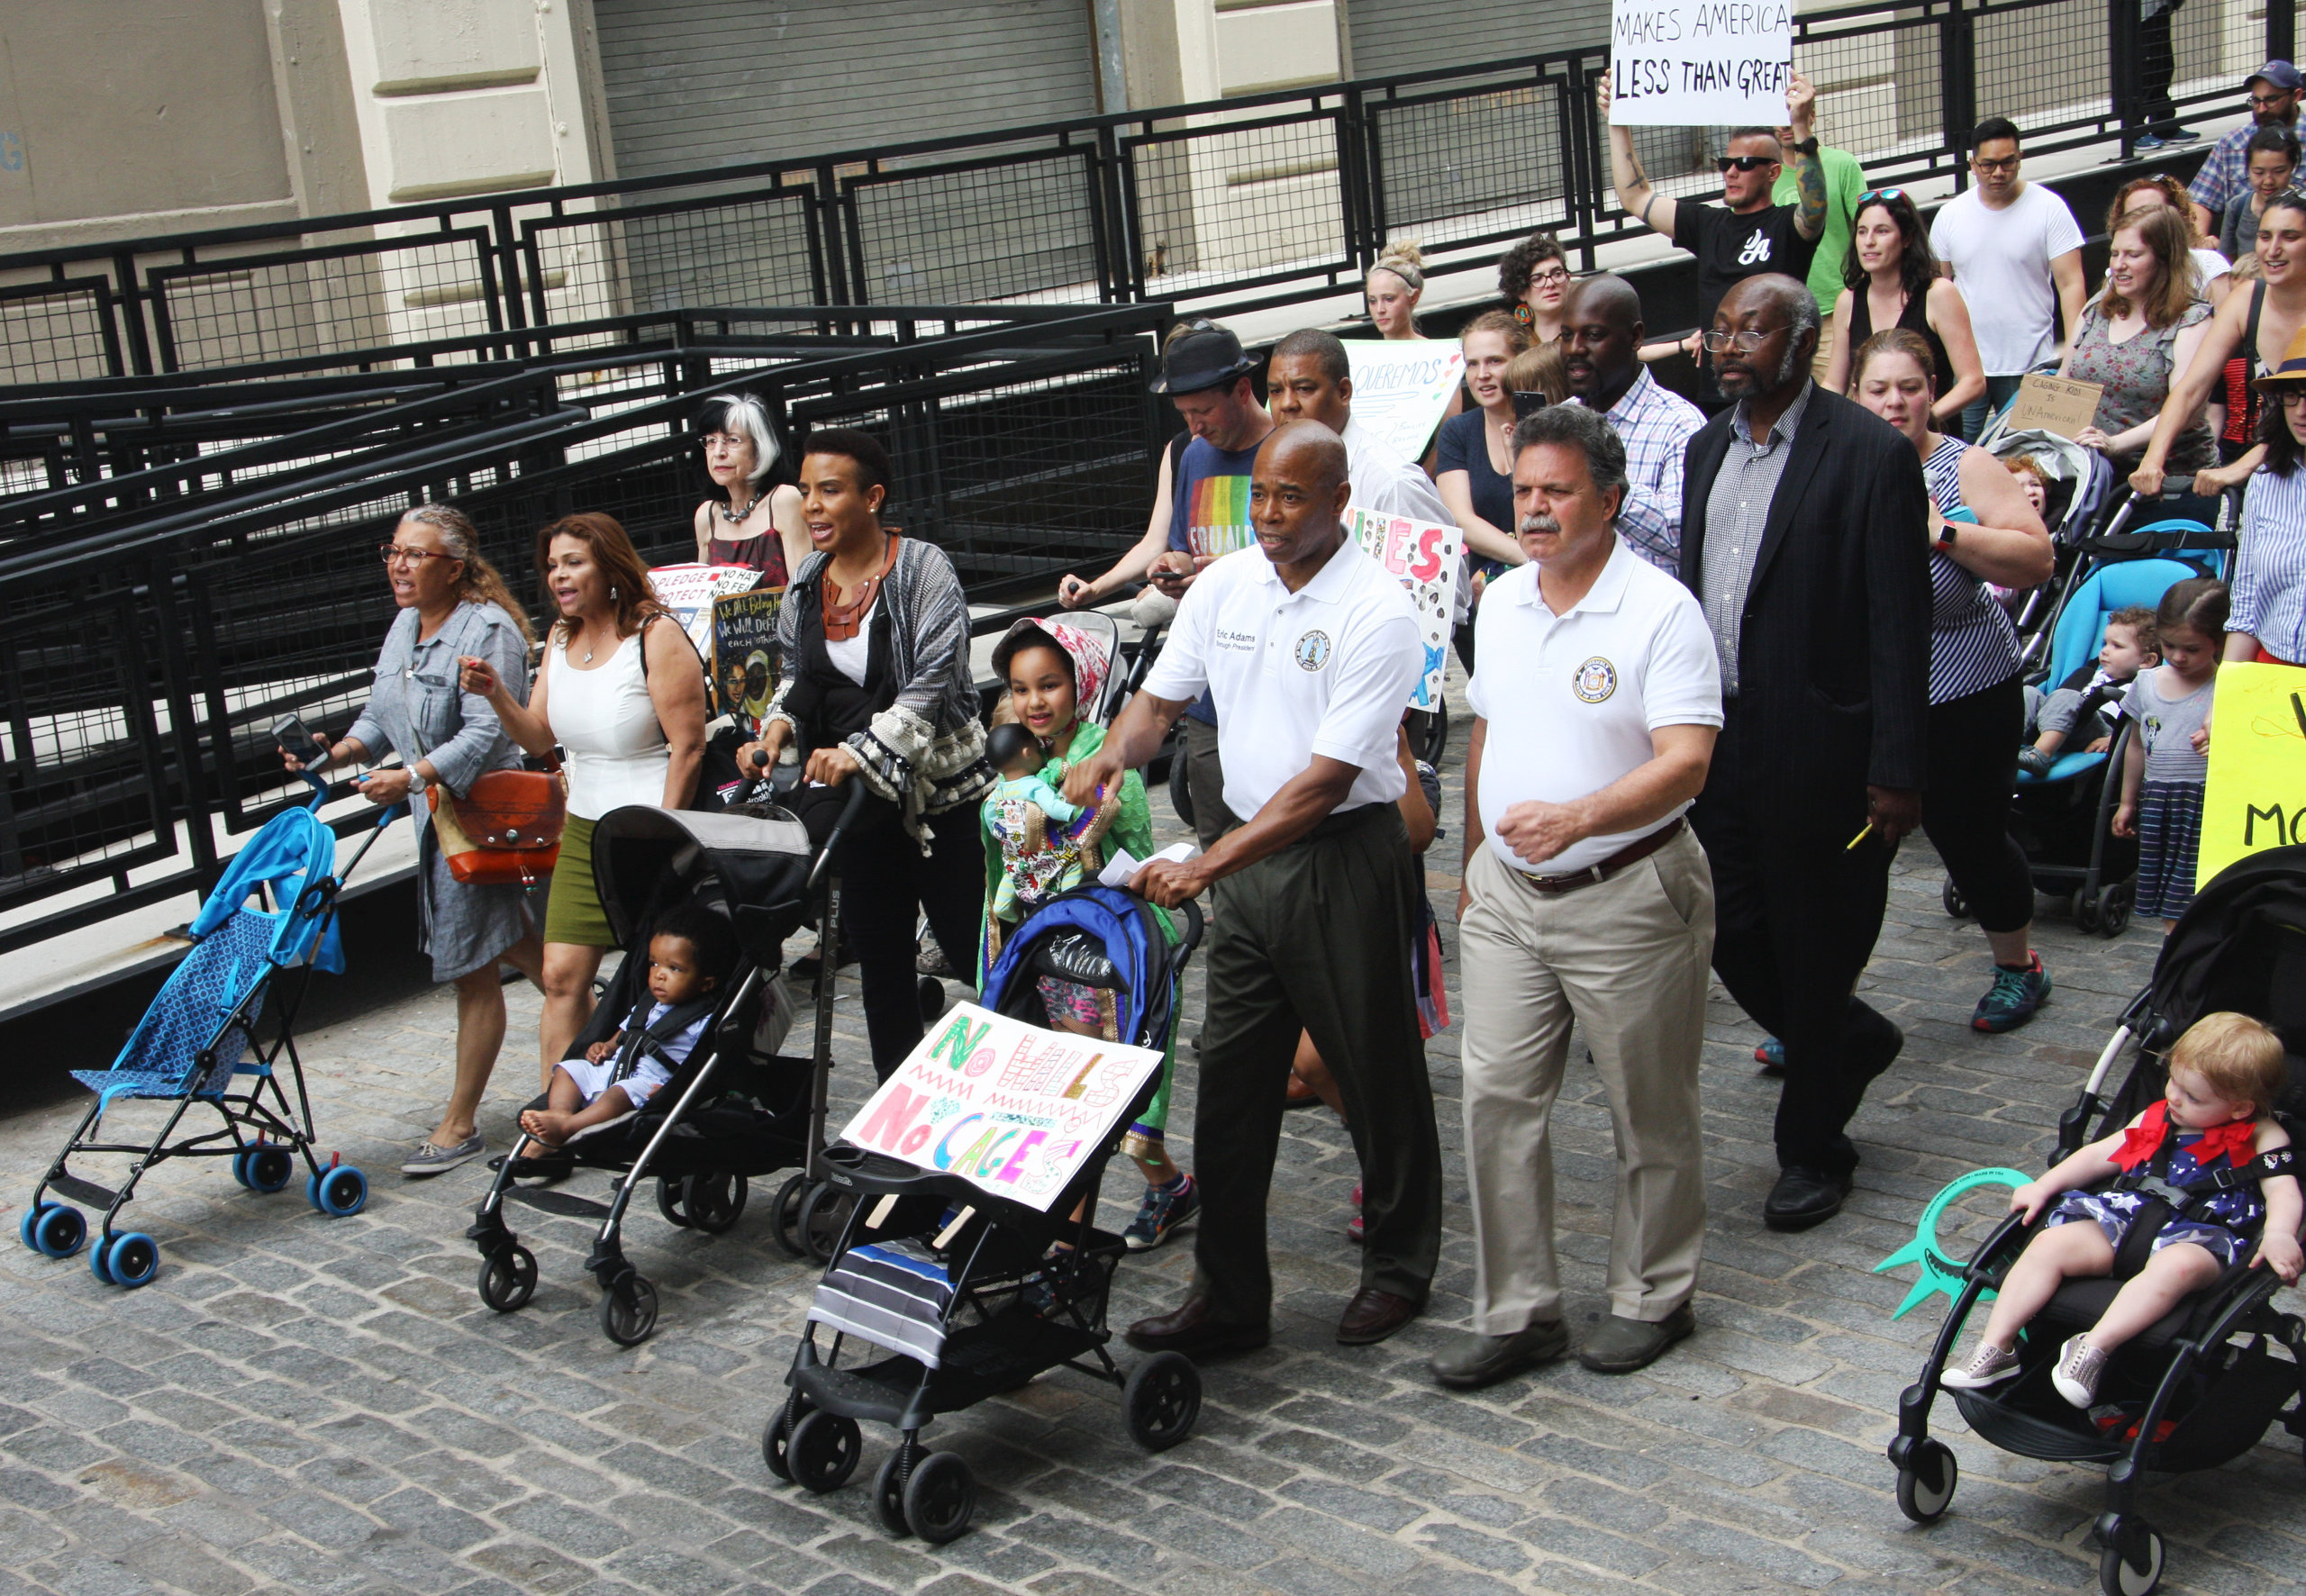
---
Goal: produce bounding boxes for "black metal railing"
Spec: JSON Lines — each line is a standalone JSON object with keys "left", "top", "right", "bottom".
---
{"left": 0, "top": 0, "right": 2283, "bottom": 386}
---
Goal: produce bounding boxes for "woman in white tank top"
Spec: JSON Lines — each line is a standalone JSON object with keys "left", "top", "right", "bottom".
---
{"left": 461, "top": 513, "right": 709, "bottom": 1077}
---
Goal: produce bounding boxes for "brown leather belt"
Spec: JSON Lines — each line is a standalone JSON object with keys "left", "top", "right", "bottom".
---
{"left": 1507, "top": 817, "right": 1686, "bottom": 896}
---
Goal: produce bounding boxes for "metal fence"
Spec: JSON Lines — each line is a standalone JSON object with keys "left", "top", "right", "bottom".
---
{"left": 0, "top": 305, "right": 1167, "bottom": 955}
{"left": 0, "top": 0, "right": 2288, "bottom": 387}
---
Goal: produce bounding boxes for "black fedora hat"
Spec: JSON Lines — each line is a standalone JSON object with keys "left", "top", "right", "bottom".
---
{"left": 1150, "top": 319, "right": 1258, "bottom": 394}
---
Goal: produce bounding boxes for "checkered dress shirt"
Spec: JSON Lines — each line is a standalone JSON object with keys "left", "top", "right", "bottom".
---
{"left": 1699, "top": 380, "right": 1815, "bottom": 696}
{"left": 2189, "top": 124, "right": 2263, "bottom": 221}
{"left": 1584, "top": 367, "right": 1709, "bottom": 576}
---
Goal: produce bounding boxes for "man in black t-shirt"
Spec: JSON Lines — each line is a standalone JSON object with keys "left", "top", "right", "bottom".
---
{"left": 1599, "top": 72, "right": 1826, "bottom": 401}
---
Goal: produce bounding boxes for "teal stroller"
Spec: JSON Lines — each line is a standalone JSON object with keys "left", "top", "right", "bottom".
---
{"left": 19, "top": 775, "right": 399, "bottom": 1287}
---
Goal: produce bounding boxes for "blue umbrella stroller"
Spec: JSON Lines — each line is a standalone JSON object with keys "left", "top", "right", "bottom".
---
{"left": 1888, "top": 848, "right": 2306, "bottom": 1596}
{"left": 19, "top": 775, "right": 399, "bottom": 1287}
{"left": 763, "top": 885, "right": 1204, "bottom": 1544}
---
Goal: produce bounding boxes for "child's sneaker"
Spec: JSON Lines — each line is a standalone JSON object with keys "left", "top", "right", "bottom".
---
{"left": 2017, "top": 746, "right": 2053, "bottom": 777}
{"left": 1755, "top": 1037, "right": 1785, "bottom": 1074}
{"left": 2051, "top": 1336, "right": 2108, "bottom": 1408}
{"left": 1124, "top": 1175, "right": 1197, "bottom": 1250}
{"left": 1974, "top": 953, "right": 2051, "bottom": 1033}
{"left": 1939, "top": 1338, "right": 2022, "bottom": 1390}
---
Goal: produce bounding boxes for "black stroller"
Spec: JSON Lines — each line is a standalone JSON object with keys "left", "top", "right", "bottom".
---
{"left": 1889, "top": 848, "right": 2306, "bottom": 1596}
{"left": 468, "top": 790, "right": 864, "bottom": 1346}
{"left": 762, "top": 884, "right": 1204, "bottom": 1543}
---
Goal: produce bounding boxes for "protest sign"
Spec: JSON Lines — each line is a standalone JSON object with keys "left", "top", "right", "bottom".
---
{"left": 1343, "top": 341, "right": 1466, "bottom": 464}
{"left": 2195, "top": 662, "right": 2306, "bottom": 887}
{"left": 1347, "top": 504, "right": 1462, "bottom": 712}
{"left": 836, "top": 1002, "right": 1165, "bottom": 1212}
{"left": 2006, "top": 374, "right": 2103, "bottom": 440}
{"left": 649, "top": 563, "right": 762, "bottom": 657}
{"left": 711, "top": 586, "right": 784, "bottom": 727}
{"left": 1608, "top": 0, "right": 1793, "bottom": 127}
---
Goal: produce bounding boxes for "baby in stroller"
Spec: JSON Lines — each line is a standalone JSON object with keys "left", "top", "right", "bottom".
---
{"left": 2020, "top": 606, "right": 2157, "bottom": 775}
{"left": 519, "top": 906, "right": 736, "bottom": 1148}
{"left": 1942, "top": 1011, "right": 2301, "bottom": 1407}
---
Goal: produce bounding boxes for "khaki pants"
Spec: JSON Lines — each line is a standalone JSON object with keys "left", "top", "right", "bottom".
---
{"left": 1811, "top": 316, "right": 1838, "bottom": 385}
{"left": 1457, "top": 828, "right": 1714, "bottom": 1331}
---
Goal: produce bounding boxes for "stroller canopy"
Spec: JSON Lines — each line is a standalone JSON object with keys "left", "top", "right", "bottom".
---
{"left": 188, "top": 805, "right": 344, "bottom": 973}
{"left": 591, "top": 805, "right": 815, "bottom": 965}
{"left": 980, "top": 884, "right": 1178, "bottom": 1051}
{"left": 2138, "top": 846, "right": 2306, "bottom": 1062}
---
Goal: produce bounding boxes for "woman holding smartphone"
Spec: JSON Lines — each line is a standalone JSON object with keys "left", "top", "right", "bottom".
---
{"left": 285, "top": 504, "right": 545, "bottom": 1176}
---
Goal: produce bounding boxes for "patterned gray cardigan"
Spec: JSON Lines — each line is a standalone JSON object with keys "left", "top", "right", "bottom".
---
{"left": 764, "top": 537, "right": 993, "bottom": 847}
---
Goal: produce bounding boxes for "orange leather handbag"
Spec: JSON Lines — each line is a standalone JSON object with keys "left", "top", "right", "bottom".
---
{"left": 430, "top": 766, "right": 565, "bottom": 887}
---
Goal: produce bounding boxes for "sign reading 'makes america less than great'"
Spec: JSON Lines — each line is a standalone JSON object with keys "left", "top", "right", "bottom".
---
{"left": 1608, "top": 1, "right": 1793, "bottom": 126}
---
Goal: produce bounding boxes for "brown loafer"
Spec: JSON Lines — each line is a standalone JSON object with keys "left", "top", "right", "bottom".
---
{"left": 1125, "top": 1296, "right": 1270, "bottom": 1356}
{"left": 1337, "top": 1286, "right": 1424, "bottom": 1346}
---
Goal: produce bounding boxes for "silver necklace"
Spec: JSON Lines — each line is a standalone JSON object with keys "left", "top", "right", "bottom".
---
{"left": 714, "top": 494, "right": 757, "bottom": 526}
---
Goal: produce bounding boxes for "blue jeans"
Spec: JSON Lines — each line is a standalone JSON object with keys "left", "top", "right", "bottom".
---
{"left": 1961, "top": 374, "right": 2027, "bottom": 441}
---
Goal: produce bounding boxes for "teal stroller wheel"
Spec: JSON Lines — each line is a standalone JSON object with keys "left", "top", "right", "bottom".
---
{"left": 104, "top": 1232, "right": 159, "bottom": 1288}
{"left": 31, "top": 1204, "right": 85, "bottom": 1258}
{"left": 311, "top": 1165, "right": 368, "bottom": 1217}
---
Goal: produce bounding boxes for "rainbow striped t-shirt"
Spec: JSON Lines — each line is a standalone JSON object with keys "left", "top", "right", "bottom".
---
{"left": 1167, "top": 436, "right": 1262, "bottom": 560}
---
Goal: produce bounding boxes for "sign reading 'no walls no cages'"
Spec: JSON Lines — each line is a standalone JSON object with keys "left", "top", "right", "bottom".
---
{"left": 1609, "top": 1, "right": 1794, "bottom": 127}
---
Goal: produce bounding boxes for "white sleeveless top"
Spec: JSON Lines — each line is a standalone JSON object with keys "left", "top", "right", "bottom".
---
{"left": 548, "top": 627, "right": 668, "bottom": 820}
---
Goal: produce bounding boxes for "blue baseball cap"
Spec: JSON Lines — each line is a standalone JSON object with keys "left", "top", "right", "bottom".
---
{"left": 2247, "top": 60, "right": 2302, "bottom": 92}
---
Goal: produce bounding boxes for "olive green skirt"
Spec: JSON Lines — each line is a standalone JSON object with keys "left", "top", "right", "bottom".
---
{"left": 542, "top": 813, "right": 618, "bottom": 948}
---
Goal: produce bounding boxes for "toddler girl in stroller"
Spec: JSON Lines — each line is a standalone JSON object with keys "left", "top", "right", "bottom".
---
{"left": 1942, "top": 1011, "right": 2301, "bottom": 1407}
{"left": 520, "top": 904, "right": 735, "bottom": 1147}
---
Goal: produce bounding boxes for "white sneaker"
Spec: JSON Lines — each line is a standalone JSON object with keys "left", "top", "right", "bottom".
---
{"left": 2051, "top": 1336, "right": 2108, "bottom": 1408}
{"left": 1940, "top": 1339, "right": 2022, "bottom": 1390}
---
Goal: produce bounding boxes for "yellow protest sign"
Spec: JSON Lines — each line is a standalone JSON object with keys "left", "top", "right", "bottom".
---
{"left": 2195, "top": 662, "right": 2306, "bottom": 888}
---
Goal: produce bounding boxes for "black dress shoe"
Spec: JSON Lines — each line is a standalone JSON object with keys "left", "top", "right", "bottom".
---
{"left": 1337, "top": 1286, "right": 1424, "bottom": 1345}
{"left": 1126, "top": 1297, "right": 1270, "bottom": 1356}
{"left": 1763, "top": 1166, "right": 1852, "bottom": 1230}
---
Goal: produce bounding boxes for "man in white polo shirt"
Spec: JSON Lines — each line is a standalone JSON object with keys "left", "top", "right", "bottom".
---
{"left": 1429, "top": 404, "right": 1722, "bottom": 1391}
{"left": 1067, "top": 422, "right": 1440, "bottom": 1351}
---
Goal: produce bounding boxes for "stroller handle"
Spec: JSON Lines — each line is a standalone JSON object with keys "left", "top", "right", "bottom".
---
{"left": 1171, "top": 893, "right": 1204, "bottom": 956}
{"left": 805, "top": 781, "right": 871, "bottom": 891}
{"left": 297, "top": 766, "right": 408, "bottom": 830}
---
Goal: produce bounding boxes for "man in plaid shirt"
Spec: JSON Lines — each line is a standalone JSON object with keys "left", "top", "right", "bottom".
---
{"left": 2190, "top": 60, "right": 2302, "bottom": 236}
{"left": 1559, "top": 277, "right": 1707, "bottom": 576}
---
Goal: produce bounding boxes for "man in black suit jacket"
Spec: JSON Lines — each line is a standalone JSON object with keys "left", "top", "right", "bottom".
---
{"left": 1679, "top": 275, "right": 1933, "bottom": 1230}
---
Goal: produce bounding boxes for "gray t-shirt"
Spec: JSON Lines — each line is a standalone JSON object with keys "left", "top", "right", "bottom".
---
{"left": 2122, "top": 667, "right": 2214, "bottom": 784}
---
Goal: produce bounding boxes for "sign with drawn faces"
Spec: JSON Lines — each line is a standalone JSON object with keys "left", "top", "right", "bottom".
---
{"left": 1347, "top": 505, "right": 1462, "bottom": 712}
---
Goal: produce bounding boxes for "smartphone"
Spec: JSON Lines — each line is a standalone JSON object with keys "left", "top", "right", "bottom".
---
{"left": 1511, "top": 391, "right": 1549, "bottom": 420}
{"left": 271, "top": 713, "right": 314, "bottom": 751}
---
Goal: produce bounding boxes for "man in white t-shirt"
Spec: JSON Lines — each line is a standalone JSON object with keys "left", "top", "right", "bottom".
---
{"left": 1929, "top": 116, "right": 2086, "bottom": 438}
{"left": 1067, "top": 422, "right": 1441, "bottom": 1353}
{"left": 1426, "top": 404, "right": 1723, "bottom": 1390}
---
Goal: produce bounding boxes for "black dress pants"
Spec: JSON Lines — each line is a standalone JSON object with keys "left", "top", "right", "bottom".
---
{"left": 1689, "top": 699, "right": 1902, "bottom": 1177}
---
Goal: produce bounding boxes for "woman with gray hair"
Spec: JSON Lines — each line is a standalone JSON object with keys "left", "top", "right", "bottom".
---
{"left": 692, "top": 392, "right": 808, "bottom": 584}
{"left": 283, "top": 504, "right": 546, "bottom": 1175}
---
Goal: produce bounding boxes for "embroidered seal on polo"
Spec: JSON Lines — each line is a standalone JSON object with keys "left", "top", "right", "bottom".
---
{"left": 1573, "top": 657, "right": 1618, "bottom": 703}
{"left": 1294, "top": 630, "right": 1333, "bottom": 671}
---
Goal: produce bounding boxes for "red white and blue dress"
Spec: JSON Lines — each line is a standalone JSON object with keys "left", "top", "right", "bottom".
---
{"left": 2046, "top": 1102, "right": 2270, "bottom": 1267}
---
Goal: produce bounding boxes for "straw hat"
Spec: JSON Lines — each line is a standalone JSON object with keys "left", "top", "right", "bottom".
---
{"left": 2254, "top": 323, "right": 2306, "bottom": 389}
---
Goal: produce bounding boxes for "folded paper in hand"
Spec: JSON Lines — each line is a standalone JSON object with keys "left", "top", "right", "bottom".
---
{"left": 1099, "top": 841, "right": 1196, "bottom": 888}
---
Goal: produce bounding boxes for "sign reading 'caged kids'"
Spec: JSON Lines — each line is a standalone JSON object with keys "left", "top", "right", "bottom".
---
{"left": 1608, "top": 0, "right": 1793, "bottom": 126}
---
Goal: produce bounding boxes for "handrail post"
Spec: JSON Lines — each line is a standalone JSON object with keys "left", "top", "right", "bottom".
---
{"left": 1942, "top": 0, "right": 1977, "bottom": 191}
{"left": 1570, "top": 51, "right": 1603, "bottom": 272}
{"left": 2109, "top": 0, "right": 2138, "bottom": 159}
{"left": 813, "top": 161, "right": 851, "bottom": 313}
{"left": 114, "top": 247, "right": 155, "bottom": 376}
{"left": 2273, "top": 0, "right": 2296, "bottom": 68}
{"left": 1342, "top": 82, "right": 1376, "bottom": 271}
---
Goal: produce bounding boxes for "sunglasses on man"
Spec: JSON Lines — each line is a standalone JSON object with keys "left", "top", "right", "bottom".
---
{"left": 1716, "top": 154, "right": 1778, "bottom": 173}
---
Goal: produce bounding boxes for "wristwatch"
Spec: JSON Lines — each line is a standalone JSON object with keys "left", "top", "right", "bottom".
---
{"left": 405, "top": 769, "right": 430, "bottom": 795}
{"left": 1935, "top": 521, "right": 1959, "bottom": 549}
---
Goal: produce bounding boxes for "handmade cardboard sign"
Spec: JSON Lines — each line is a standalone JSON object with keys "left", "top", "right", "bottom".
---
{"left": 836, "top": 1002, "right": 1165, "bottom": 1211}
{"left": 1347, "top": 505, "right": 1462, "bottom": 712}
{"left": 711, "top": 586, "right": 784, "bottom": 728}
{"left": 2005, "top": 374, "right": 2103, "bottom": 441}
{"left": 2195, "top": 661, "right": 2306, "bottom": 886}
{"left": 649, "top": 563, "right": 763, "bottom": 657}
{"left": 1608, "top": 0, "right": 1793, "bottom": 127}
{"left": 1343, "top": 341, "right": 1466, "bottom": 464}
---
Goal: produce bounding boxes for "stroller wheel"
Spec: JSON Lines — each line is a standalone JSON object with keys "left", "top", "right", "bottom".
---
{"left": 477, "top": 1247, "right": 538, "bottom": 1313}
{"left": 230, "top": 1150, "right": 254, "bottom": 1189}
{"left": 1893, "top": 1437, "right": 1957, "bottom": 1523}
{"left": 2098, "top": 1525, "right": 2165, "bottom": 1596}
{"left": 30, "top": 1203, "right": 85, "bottom": 1259}
{"left": 313, "top": 1165, "right": 368, "bottom": 1218}
{"left": 1941, "top": 879, "right": 1970, "bottom": 920}
{"left": 1123, "top": 1351, "right": 1203, "bottom": 1453}
{"left": 872, "top": 1446, "right": 918, "bottom": 1536}
{"left": 245, "top": 1146, "right": 295, "bottom": 1193}
{"left": 769, "top": 1174, "right": 810, "bottom": 1257}
{"left": 600, "top": 1271, "right": 659, "bottom": 1347}
{"left": 918, "top": 975, "right": 945, "bottom": 1023}
{"left": 656, "top": 1176, "right": 694, "bottom": 1229}
{"left": 104, "top": 1232, "right": 159, "bottom": 1289}
{"left": 685, "top": 1173, "right": 748, "bottom": 1235}
{"left": 787, "top": 1410, "right": 862, "bottom": 1493}
{"left": 797, "top": 1181, "right": 854, "bottom": 1264}
{"left": 2096, "top": 878, "right": 2134, "bottom": 939}
{"left": 18, "top": 1203, "right": 49, "bottom": 1252}
{"left": 762, "top": 1392, "right": 812, "bottom": 1481}
{"left": 902, "top": 1450, "right": 976, "bottom": 1544}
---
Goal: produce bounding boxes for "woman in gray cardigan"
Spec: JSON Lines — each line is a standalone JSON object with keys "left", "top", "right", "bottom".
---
{"left": 287, "top": 505, "right": 545, "bottom": 1176}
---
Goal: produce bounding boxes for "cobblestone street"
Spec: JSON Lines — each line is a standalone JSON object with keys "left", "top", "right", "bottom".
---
{"left": 1, "top": 700, "right": 2299, "bottom": 1596}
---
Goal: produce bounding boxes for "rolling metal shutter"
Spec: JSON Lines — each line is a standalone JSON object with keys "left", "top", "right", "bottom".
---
{"left": 1340, "top": 0, "right": 1611, "bottom": 79}
{"left": 594, "top": 0, "right": 1102, "bottom": 179}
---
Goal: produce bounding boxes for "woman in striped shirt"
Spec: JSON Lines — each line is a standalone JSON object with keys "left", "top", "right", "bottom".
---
{"left": 2229, "top": 325, "right": 2306, "bottom": 666}
{"left": 1853, "top": 330, "right": 2056, "bottom": 1032}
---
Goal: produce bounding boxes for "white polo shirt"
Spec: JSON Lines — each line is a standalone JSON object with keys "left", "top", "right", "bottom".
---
{"left": 1144, "top": 534, "right": 1422, "bottom": 819}
{"left": 1466, "top": 536, "right": 1723, "bottom": 875}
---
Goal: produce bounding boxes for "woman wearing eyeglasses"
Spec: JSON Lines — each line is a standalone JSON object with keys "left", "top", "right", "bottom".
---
{"left": 1824, "top": 190, "right": 1986, "bottom": 432}
{"left": 286, "top": 506, "right": 547, "bottom": 1176}
{"left": 1495, "top": 231, "right": 1573, "bottom": 343}
{"left": 691, "top": 393, "right": 808, "bottom": 584}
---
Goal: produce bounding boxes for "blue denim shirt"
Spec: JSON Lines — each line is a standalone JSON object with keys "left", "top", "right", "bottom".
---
{"left": 345, "top": 602, "right": 530, "bottom": 797}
